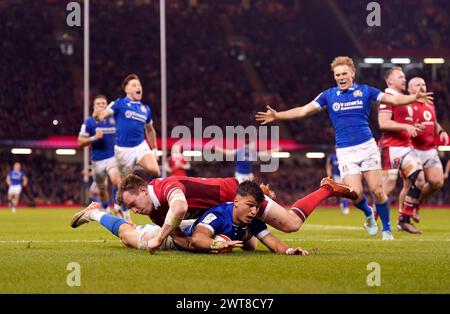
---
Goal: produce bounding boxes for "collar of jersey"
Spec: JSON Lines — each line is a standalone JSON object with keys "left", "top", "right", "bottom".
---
{"left": 147, "top": 185, "right": 161, "bottom": 208}
{"left": 124, "top": 96, "right": 141, "bottom": 104}
{"left": 341, "top": 83, "right": 358, "bottom": 92}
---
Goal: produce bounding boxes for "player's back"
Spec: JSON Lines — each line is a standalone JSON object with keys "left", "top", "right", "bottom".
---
{"left": 148, "top": 176, "right": 239, "bottom": 225}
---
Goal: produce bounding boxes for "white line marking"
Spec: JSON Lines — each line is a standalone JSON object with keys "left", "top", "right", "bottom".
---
{"left": 0, "top": 239, "right": 120, "bottom": 244}
{"left": 282, "top": 238, "right": 450, "bottom": 242}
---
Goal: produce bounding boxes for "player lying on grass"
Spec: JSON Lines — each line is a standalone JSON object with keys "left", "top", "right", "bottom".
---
{"left": 130, "top": 174, "right": 355, "bottom": 252}
{"left": 71, "top": 181, "right": 309, "bottom": 255}
{"left": 71, "top": 175, "right": 356, "bottom": 253}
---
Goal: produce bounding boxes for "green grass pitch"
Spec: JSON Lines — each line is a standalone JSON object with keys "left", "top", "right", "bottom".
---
{"left": 1, "top": 207, "right": 450, "bottom": 293}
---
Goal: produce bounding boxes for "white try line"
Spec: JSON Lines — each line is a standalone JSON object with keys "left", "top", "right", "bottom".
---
{"left": 283, "top": 238, "right": 450, "bottom": 242}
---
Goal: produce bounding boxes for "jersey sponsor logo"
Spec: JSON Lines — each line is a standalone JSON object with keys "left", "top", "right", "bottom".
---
{"left": 332, "top": 100, "right": 363, "bottom": 112}
{"left": 353, "top": 90, "right": 363, "bottom": 97}
{"left": 125, "top": 110, "right": 147, "bottom": 122}
{"left": 202, "top": 213, "right": 217, "bottom": 224}
{"left": 96, "top": 127, "right": 116, "bottom": 134}
{"left": 423, "top": 110, "right": 432, "bottom": 121}
{"left": 407, "top": 106, "right": 413, "bottom": 117}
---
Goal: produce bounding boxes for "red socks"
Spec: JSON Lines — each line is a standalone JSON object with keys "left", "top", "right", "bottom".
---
{"left": 290, "top": 187, "right": 331, "bottom": 222}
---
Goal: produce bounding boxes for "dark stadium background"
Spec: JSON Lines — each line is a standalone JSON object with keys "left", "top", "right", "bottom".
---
{"left": 1, "top": 0, "right": 449, "bottom": 207}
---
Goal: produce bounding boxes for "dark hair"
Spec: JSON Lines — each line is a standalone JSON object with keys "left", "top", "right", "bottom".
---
{"left": 122, "top": 73, "right": 140, "bottom": 90}
{"left": 236, "top": 181, "right": 265, "bottom": 205}
{"left": 117, "top": 174, "right": 147, "bottom": 205}
{"left": 93, "top": 94, "right": 107, "bottom": 103}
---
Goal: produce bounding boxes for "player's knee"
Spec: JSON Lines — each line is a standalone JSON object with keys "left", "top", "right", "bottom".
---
{"left": 371, "top": 185, "right": 386, "bottom": 202}
{"left": 407, "top": 169, "right": 424, "bottom": 189}
{"left": 118, "top": 226, "right": 133, "bottom": 247}
{"left": 279, "top": 217, "right": 302, "bottom": 233}
{"left": 429, "top": 177, "right": 444, "bottom": 190}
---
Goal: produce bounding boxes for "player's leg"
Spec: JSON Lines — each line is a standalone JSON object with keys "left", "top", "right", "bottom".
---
{"left": 70, "top": 202, "right": 170, "bottom": 250}
{"left": 8, "top": 186, "right": 21, "bottom": 213}
{"left": 7, "top": 188, "right": 14, "bottom": 212}
{"left": 398, "top": 177, "right": 409, "bottom": 213}
{"left": 397, "top": 152, "right": 425, "bottom": 234}
{"left": 382, "top": 169, "right": 399, "bottom": 197}
{"left": 107, "top": 160, "right": 129, "bottom": 220}
{"left": 333, "top": 175, "right": 350, "bottom": 215}
{"left": 135, "top": 141, "right": 160, "bottom": 177}
{"left": 11, "top": 193, "right": 19, "bottom": 213}
{"left": 262, "top": 178, "right": 357, "bottom": 233}
{"left": 420, "top": 161, "right": 444, "bottom": 202}
{"left": 93, "top": 169, "right": 111, "bottom": 212}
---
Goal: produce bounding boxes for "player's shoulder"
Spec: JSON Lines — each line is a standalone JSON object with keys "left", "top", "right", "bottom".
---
{"left": 204, "top": 202, "right": 233, "bottom": 220}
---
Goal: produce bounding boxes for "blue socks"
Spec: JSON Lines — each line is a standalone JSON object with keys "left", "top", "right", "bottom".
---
{"left": 99, "top": 214, "right": 127, "bottom": 237}
{"left": 375, "top": 201, "right": 391, "bottom": 231}
{"left": 340, "top": 199, "right": 350, "bottom": 209}
{"left": 354, "top": 196, "right": 373, "bottom": 217}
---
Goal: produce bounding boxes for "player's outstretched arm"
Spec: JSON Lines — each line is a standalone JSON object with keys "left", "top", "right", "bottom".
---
{"left": 147, "top": 190, "right": 188, "bottom": 253}
{"left": 191, "top": 226, "right": 243, "bottom": 253}
{"left": 259, "top": 232, "right": 309, "bottom": 256}
{"left": 255, "top": 103, "right": 319, "bottom": 125}
{"left": 381, "top": 90, "right": 433, "bottom": 107}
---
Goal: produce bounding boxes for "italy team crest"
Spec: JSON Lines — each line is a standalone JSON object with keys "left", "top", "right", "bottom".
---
{"left": 353, "top": 90, "right": 363, "bottom": 97}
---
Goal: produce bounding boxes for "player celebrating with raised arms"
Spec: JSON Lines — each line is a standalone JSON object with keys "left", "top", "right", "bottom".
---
{"left": 256, "top": 56, "right": 433, "bottom": 240}
{"left": 94, "top": 74, "right": 160, "bottom": 178}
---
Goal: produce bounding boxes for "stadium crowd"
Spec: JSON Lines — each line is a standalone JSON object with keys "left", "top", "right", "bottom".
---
{"left": 1, "top": 0, "right": 449, "bottom": 207}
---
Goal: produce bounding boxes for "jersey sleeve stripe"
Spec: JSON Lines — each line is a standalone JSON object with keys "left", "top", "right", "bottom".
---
{"left": 197, "top": 223, "right": 215, "bottom": 234}
{"left": 256, "top": 229, "right": 270, "bottom": 239}
{"left": 376, "top": 92, "right": 385, "bottom": 102}
{"left": 311, "top": 101, "right": 323, "bottom": 111}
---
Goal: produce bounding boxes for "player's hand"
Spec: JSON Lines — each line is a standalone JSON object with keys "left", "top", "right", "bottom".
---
{"left": 285, "top": 247, "right": 309, "bottom": 256}
{"left": 415, "top": 88, "right": 433, "bottom": 104}
{"left": 95, "top": 129, "right": 104, "bottom": 140}
{"left": 440, "top": 131, "right": 449, "bottom": 145}
{"left": 256, "top": 105, "right": 278, "bottom": 125}
{"left": 147, "top": 237, "right": 163, "bottom": 254}
{"left": 210, "top": 240, "right": 243, "bottom": 253}
{"left": 405, "top": 124, "right": 424, "bottom": 137}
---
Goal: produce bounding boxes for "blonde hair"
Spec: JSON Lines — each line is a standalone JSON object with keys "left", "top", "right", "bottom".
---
{"left": 384, "top": 66, "right": 403, "bottom": 81}
{"left": 330, "top": 56, "right": 356, "bottom": 73}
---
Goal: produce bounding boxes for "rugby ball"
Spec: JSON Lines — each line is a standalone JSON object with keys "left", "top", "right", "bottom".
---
{"left": 213, "top": 234, "right": 233, "bottom": 253}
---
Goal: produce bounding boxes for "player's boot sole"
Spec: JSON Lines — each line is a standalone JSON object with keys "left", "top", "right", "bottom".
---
{"left": 320, "top": 177, "right": 358, "bottom": 200}
{"left": 70, "top": 202, "right": 100, "bottom": 228}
